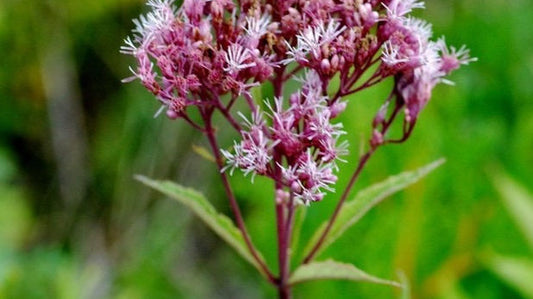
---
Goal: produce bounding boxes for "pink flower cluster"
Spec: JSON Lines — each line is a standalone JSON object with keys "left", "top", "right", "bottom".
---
{"left": 221, "top": 70, "right": 347, "bottom": 204}
{"left": 122, "top": 0, "right": 474, "bottom": 204}
{"left": 121, "top": 0, "right": 278, "bottom": 119}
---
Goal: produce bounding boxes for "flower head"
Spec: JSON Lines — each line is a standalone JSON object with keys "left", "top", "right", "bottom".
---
{"left": 283, "top": 20, "right": 345, "bottom": 64}
{"left": 224, "top": 43, "right": 257, "bottom": 75}
{"left": 123, "top": 0, "right": 474, "bottom": 204}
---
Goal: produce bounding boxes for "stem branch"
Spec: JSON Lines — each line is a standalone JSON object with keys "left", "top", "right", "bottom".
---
{"left": 202, "top": 109, "right": 276, "bottom": 284}
{"left": 302, "top": 88, "right": 411, "bottom": 264}
{"left": 302, "top": 149, "right": 375, "bottom": 264}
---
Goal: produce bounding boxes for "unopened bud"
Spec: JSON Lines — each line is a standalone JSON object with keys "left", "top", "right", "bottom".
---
{"left": 339, "top": 55, "right": 346, "bottom": 67}
{"left": 166, "top": 109, "right": 179, "bottom": 120}
{"left": 290, "top": 93, "right": 300, "bottom": 106}
{"left": 370, "top": 129, "right": 384, "bottom": 148}
{"left": 331, "top": 55, "right": 340, "bottom": 70}
{"left": 372, "top": 102, "right": 389, "bottom": 128}
{"left": 320, "top": 58, "right": 331, "bottom": 73}
{"left": 330, "top": 101, "right": 347, "bottom": 118}
{"left": 276, "top": 189, "right": 290, "bottom": 204}
{"left": 321, "top": 44, "right": 330, "bottom": 58}
{"left": 290, "top": 181, "right": 302, "bottom": 193}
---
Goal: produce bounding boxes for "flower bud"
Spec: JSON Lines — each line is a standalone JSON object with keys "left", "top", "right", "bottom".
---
{"left": 166, "top": 109, "right": 180, "bottom": 120}
{"left": 290, "top": 181, "right": 302, "bottom": 193}
{"left": 331, "top": 54, "right": 340, "bottom": 70}
{"left": 370, "top": 129, "right": 384, "bottom": 148}
{"left": 276, "top": 190, "right": 290, "bottom": 204}
{"left": 373, "top": 102, "right": 389, "bottom": 128}
{"left": 320, "top": 58, "right": 331, "bottom": 73}
{"left": 330, "top": 101, "right": 347, "bottom": 118}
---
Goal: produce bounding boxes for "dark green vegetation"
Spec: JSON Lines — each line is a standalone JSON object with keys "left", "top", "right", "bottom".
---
{"left": 1, "top": 0, "right": 532, "bottom": 298}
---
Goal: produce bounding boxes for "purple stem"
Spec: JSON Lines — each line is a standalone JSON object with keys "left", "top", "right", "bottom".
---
{"left": 302, "top": 89, "right": 407, "bottom": 264}
{"left": 282, "top": 65, "right": 303, "bottom": 82}
{"left": 275, "top": 199, "right": 290, "bottom": 299}
{"left": 214, "top": 97, "right": 242, "bottom": 132}
{"left": 273, "top": 67, "right": 286, "bottom": 98}
{"left": 226, "top": 93, "right": 238, "bottom": 110}
{"left": 272, "top": 69, "right": 293, "bottom": 298}
{"left": 277, "top": 195, "right": 296, "bottom": 299}
{"left": 181, "top": 113, "right": 206, "bottom": 132}
{"left": 302, "top": 148, "right": 375, "bottom": 264}
{"left": 202, "top": 109, "right": 276, "bottom": 284}
{"left": 243, "top": 92, "right": 258, "bottom": 114}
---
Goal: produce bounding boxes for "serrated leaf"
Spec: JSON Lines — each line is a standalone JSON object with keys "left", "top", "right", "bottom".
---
{"left": 303, "top": 159, "right": 445, "bottom": 258}
{"left": 487, "top": 254, "right": 533, "bottom": 299}
{"left": 491, "top": 172, "right": 533, "bottom": 251}
{"left": 135, "top": 175, "right": 266, "bottom": 275}
{"left": 289, "top": 259, "right": 401, "bottom": 287}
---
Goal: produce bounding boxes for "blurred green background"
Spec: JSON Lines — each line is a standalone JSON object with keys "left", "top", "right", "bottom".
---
{"left": 1, "top": 0, "right": 532, "bottom": 298}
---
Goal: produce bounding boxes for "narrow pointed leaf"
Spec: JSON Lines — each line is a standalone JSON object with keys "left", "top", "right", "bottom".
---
{"left": 290, "top": 205, "right": 307, "bottom": 260}
{"left": 487, "top": 254, "right": 533, "bottom": 299}
{"left": 303, "top": 159, "right": 445, "bottom": 258}
{"left": 491, "top": 172, "right": 533, "bottom": 251}
{"left": 289, "top": 259, "right": 401, "bottom": 287}
{"left": 398, "top": 271, "right": 411, "bottom": 299}
{"left": 192, "top": 144, "right": 216, "bottom": 163}
{"left": 135, "top": 175, "right": 266, "bottom": 275}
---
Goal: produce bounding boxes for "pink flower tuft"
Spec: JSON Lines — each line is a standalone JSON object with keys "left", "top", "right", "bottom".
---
{"left": 123, "top": 0, "right": 474, "bottom": 204}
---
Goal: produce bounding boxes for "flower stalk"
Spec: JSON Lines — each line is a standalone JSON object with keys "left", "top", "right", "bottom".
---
{"left": 122, "top": 0, "right": 474, "bottom": 297}
{"left": 203, "top": 109, "right": 277, "bottom": 284}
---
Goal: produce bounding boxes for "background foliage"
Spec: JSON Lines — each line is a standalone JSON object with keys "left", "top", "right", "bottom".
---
{"left": 1, "top": 0, "right": 532, "bottom": 298}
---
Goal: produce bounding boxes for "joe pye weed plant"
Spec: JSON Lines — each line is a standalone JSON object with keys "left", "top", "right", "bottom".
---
{"left": 121, "top": 0, "right": 475, "bottom": 297}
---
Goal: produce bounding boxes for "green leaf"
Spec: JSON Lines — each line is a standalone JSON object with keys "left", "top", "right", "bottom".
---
{"left": 191, "top": 144, "right": 216, "bottom": 163}
{"left": 491, "top": 172, "right": 533, "bottom": 251}
{"left": 397, "top": 271, "right": 411, "bottom": 299}
{"left": 303, "top": 159, "right": 445, "bottom": 258}
{"left": 290, "top": 205, "right": 307, "bottom": 260}
{"left": 289, "top": 259, "right": 401, "bottom": 287}
{"left": 135, "top": 175, "right": 267, "bottom": 276}
{"left": 486, "top": 254, "right": 533, "bottom": 299}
